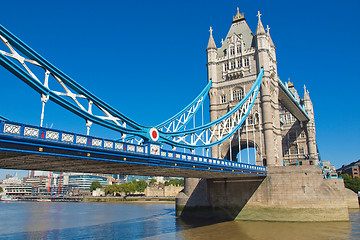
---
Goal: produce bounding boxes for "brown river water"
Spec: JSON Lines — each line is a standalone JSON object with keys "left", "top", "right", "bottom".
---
{"left": 0, "top": 202, "right": 359, "bottom": 239}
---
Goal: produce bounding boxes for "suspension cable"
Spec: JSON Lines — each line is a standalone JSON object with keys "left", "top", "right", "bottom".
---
{"left": 257, "top": 98, "right": 263, "bottom": 166}
{"left": 238, "top": 128, "right": 241, "bottom": 163}
{"left": 246, "top": 119, "right": 250, "bottom": 164}
{"left": 252, "top": 110, "right": 256, "bottom": 164}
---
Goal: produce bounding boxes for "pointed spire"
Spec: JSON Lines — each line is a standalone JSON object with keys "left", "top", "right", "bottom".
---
{"left": 303, "top": 85, "right": 310, "bottom": 100}
{"left": 266, "top": 25, "right": 275, "bottom": 47}
{"left": 256, "top": 11, "right": 266, "bottom": 35}
{"left": 207, "top": 26, "right": 217, "bottom": 50}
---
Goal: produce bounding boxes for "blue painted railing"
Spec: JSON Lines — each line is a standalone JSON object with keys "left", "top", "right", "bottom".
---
{"left": 0, "top": 120, "right": 266, "bottom": 175}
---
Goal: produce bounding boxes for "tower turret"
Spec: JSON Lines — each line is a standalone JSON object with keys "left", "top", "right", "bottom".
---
{"left": 256, "top": 11, "right": 282, "bottom": 166}
{"left": 206, "top": 27, "right": 218, "bottom": 83}
{"left": 206, "top": 27, "right": 219, "bottom": 157}
{"left": 303, "top": 86, "right": 318, "bottom": 165}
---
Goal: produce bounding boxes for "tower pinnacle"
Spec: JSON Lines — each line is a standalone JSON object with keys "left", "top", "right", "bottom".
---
{"left": 257, "top": 11, "right": 262, "bottom": 21}
{"left": 207, "top": 26, "right": 217, "bottom": 50}
{"left": 256, "top": 11, "right": 266, "bottom": 35}
{"left": 232, "top": 7, "right": 245, "bottom": 23}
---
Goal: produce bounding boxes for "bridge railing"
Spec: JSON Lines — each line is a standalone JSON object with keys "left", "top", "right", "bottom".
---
{"left": 0, "top": 120, "right": 266, "bottom": 175}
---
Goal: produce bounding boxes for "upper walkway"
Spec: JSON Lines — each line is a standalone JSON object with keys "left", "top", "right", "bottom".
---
{"left": 0, "top": 121, "right": 266, "bottom": 179}
{"left": 278, "top": 78, "right": 310, "bottom": 122}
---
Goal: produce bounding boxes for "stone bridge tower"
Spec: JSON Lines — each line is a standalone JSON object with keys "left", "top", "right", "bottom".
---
{"left": 206, "top": 8, "right": 318, "bottom": 166}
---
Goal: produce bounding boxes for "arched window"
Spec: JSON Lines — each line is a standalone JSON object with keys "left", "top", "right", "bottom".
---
{"left": 248, "top": 115, "right": 254, "bottom": 125}
{"left": 220, "top": 95, "right": 226, "bottom": 104}
{"left": 237, "top": 59, "right": 242, "bottom": 68}
{"left": 254, "top": 112, "right": 260, "bottom": 124}
{"left": 237, "top": 45, "right": 241, "bottom": 54}
{"left": 244, "top": 58, "right": 249, "bottom": 67}
{"left": 232, "top": 88, "right": 244, "bottom": 101}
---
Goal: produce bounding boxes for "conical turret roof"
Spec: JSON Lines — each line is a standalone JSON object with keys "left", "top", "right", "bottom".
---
{"left": 256, "top": 11, "right": 266, "bottom": 35}
{"left": 207, "top": 27, "right": 217, "bottom": 50}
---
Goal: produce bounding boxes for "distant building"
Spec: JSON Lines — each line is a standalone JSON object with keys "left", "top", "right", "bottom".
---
{"left": 337, "top": 160, "right": 360, "bottom": 178}
{"left": 67, "top": 174, "right": 109, "bottom": 190}
{"left": 4, "top": 184, "right": 32, "bottom": 196}
{"left": 2, "top": 172, "right": 22, "bottom": 185}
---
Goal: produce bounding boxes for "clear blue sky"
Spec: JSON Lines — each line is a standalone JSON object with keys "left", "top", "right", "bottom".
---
{"left": 0, "top": 0, "right": 359, "bottom": 179}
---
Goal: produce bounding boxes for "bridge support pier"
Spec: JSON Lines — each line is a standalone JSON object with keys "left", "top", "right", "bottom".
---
{"left": 176, "top": 166, "right": 355, "bottom": 221}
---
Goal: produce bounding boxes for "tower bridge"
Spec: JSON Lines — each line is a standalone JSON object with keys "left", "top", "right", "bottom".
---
{"left": 0, "top": 8, "right": 354, "bottom": 222}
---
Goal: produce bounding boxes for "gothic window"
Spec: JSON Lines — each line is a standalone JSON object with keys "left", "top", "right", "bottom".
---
{"left": 248, "top": 115, "right": 254, "bottom": 125}
{"left": 299, "top": 145, "right": 305, "bottom": 154}
{"left": 230, "top": 47, "right": 235, "bottom": 56}
{"left": 254, "top": 112, "right": 260, "bottom": 124}
{"left": 224, "top": 63, "right": 229, "bottom": 71}
{"left": 237, "top": 45, "right": 241, "bottom": 54}
{"left": 231, "top": 61, "right": 235, "bottom": 69}
{"left": 237, "top": 59, "right": 242, "bottom": 68}
{"left": 300, "top": 131, "right": 305, "bottom": 138}
{"left": 244, "top": 58, "right": 250, "bottom": 67}
{"left": 224, "top": 49, "right": 227, "bottom": 56}
{"left": 232, "top": 88, "right": 244, "bottom": 101}
{"left": 220, "top": 95, "right": 226, "bottom": 104}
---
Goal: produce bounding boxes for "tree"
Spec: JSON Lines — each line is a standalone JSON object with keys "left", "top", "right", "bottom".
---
{"left": 133, "top": 180, "right": 148, "bottom": 192}
{"left": 165, "top": 178, "right": 184, "bottom": 187}
{"left": 122, "top": 182, "right": 136, "bottom": 195}
{"left": 104, "top": 184, "right": 118, "bottom": 195}
{"left": 341, "top": 174, "right": 360, "bottom": 193}
{"left": 89, "top": 181, "right": 102, "bottom": 192}
{"left": 149, "top": 179, "right": 157, "bottom": 185}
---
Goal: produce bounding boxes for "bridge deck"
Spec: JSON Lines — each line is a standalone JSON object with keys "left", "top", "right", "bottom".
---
{"left": 0, "top": 121, "right": 266, "bottom": 179}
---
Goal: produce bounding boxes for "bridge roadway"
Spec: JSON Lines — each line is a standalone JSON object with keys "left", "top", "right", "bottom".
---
{"left": 0, "top": 121, "right": 266, "bottom": 179}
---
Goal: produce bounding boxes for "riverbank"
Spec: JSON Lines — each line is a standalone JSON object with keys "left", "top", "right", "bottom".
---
{"left": 84, "top": 196, "right": 175, "bottom": 203}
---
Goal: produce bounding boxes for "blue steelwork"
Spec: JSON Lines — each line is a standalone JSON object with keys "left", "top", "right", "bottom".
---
{"left": 0, "top": 120, "right": 267, "bottom": 176}
{"left": 0, "top": 24, "right": 263, "bottom": 149}
{"left": 157, "top": 80, "right": 211, "bottom": 131}
{"left": 124, "top": 79, "right": 212, "bottom": 142}
{"left": 159, "top": 68, "right": 263, "bottom": 148}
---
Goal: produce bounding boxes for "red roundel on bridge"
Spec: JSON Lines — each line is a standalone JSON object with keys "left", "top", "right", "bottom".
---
{"left": 149, "top": 127, "right": 159, "bottom": 142}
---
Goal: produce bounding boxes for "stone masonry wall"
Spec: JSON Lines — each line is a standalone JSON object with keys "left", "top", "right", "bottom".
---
{"left": 176, "top": 166, "right": 355, "bottom": 221}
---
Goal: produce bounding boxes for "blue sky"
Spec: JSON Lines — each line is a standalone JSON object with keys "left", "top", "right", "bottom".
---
{"left": 0, "top": 0, "right": 359, "bottom": 178}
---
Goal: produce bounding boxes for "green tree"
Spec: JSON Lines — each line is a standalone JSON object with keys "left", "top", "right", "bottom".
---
{"left": 149, "top": 179, "right": 157, "bottom": 185}
{"left": 122, "top": 182, "right": 136, "bottom": 195}
{"left": 104, "top": 184, "right": 118, "bottom": 195}
{"left": 165, "top": 178, "right": 184, "bottom": 187}
{"left": 341, "top": 174, "right": 360, "bottom": 193}
{"left": 133, "top": 180, "right": 148, "bottom": 192}
{"left": 89, "top": 181, "right": 102, "bottom": 192}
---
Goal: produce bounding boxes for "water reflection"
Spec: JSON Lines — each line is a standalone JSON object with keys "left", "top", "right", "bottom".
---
{"left": 0, "top": 202, "right": 359, "bottom": 240}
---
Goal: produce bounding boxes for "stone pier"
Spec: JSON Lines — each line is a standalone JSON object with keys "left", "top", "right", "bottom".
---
{"left": 176, "top": 166, "right": 357, "bottom": 222}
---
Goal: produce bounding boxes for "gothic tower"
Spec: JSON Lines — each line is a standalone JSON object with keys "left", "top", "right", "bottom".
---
{"left": 206, "top": 8, "right": 318, "bottom": 166}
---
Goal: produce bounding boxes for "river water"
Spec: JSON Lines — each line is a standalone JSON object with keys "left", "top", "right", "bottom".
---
{"left": 0, "top": 202, "right": 359, "bottom": 240}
